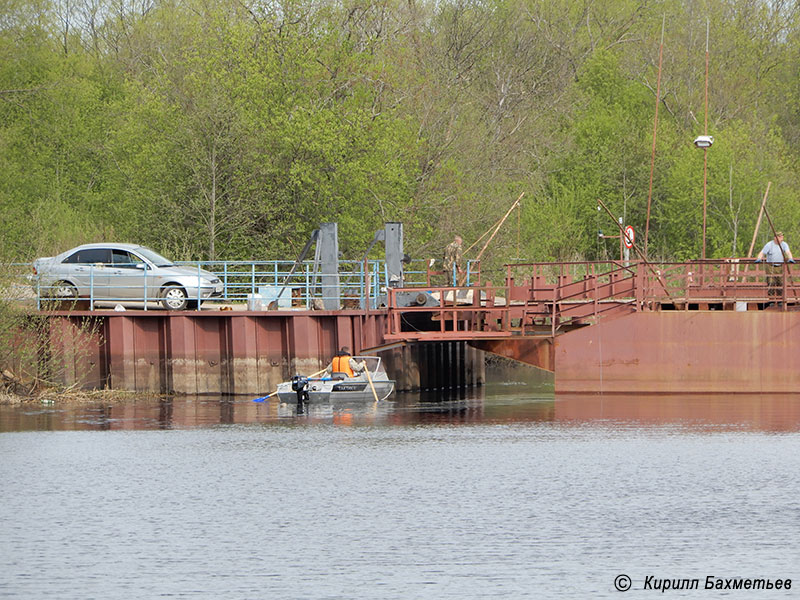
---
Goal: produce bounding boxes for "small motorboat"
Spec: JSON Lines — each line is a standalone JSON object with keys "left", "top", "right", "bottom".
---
{"left": 276, "top": 356, "right": 395, "bottom": 404}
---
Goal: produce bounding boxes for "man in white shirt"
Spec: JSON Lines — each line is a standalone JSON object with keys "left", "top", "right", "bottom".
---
{"left": 756, "top": 232, "right": 795, "bottom": 303}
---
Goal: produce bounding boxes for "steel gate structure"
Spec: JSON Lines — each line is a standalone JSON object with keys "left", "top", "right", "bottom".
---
{"left": 33, "top": 259, "right": 800, "bottom": 395}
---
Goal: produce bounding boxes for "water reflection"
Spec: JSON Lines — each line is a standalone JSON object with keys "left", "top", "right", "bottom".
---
{"left": 3, "top": 389, "right": 800, "bottom": 432}
{"left": 556, "top": 393, "right": 800, "bottom": 432}
{"left": 0, "top": 385, "right": 550, "bottom": 432}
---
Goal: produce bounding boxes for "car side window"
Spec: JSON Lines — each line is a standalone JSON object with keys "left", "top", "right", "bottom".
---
{"left": 128, "top": 252, "right": 147, "bottom": 268}
{"left": 111, "top": 249, "right": 142, "bottom": 268}
{"left": 63, "top": 248, "right": 111, "bottom": 264}
{"left": 82, "top": 248, "right": 111, "bottom": 264}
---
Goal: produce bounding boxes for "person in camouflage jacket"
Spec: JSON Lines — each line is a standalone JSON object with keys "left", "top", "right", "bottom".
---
{"left": 443, "top": 235, "right": 465, "bottom": 285}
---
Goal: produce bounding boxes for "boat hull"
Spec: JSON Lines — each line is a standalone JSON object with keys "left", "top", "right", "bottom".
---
{"left": 276, "top": 378, "right": 395, "bottom": 403}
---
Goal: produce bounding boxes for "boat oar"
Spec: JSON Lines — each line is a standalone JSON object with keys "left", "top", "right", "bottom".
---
{"left": 252, "top": 368, "right": 327, "bottom": 402}
{"left": 364, "top": 365, "right": 380, "bottom": 403}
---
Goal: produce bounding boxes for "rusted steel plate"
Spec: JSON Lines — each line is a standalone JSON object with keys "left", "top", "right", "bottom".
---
{"left": 228, "top": 316, "right": 259, "bottom": 395}
{"left": 471, "top": 337, "right": 554, "bottom": 372}
{"left": 556, "top": 311, "right": 800, "bottom": 394}
{"left": 253, "top": 316, "right": 289, "bottom": 393}
{"left": 47, "top": 316, "right": 105, "bottom": 389}
{"left": 385, "top": 331, "right": 513, "bottom": 341}
{"left": 132, "top": 316, "right": 164, "bottom": 392}
{"left": 66, "top": 311, "right": 391, "bottom": 395}
{"left": 106, "top": 315, "right": 137, "bottom": 391}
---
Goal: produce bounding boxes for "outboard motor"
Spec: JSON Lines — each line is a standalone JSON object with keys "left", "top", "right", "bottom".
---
{"left": 291, "top": 375, "right": 309, "bottom": 414}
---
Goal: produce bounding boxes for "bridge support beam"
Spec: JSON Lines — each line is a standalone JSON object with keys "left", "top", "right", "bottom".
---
{"left": 470, "top": 338, "right": 555, "bottom": 373}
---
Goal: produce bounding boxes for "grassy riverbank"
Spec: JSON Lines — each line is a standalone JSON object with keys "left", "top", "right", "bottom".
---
{"left": 0, "top": 387, "right": 168, "bottom": 406}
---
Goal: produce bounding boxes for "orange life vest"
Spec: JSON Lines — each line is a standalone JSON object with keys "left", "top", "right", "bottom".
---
{"left": 331, "top": 355, "right": 354, "bottom": 377}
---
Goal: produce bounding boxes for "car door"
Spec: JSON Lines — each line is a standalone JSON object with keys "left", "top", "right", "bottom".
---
{"left": 61, "top": 248, "right": 111, "bottom": 297}
{"left": 107, "top": 249, "right": 152, "bottom": 301}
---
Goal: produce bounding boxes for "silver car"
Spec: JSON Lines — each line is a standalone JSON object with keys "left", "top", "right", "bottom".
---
{"left": 32, "top": 243, "right": 223, "bottom": 310}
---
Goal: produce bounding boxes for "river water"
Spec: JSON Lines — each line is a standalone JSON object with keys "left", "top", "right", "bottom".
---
{"left": 2, "top": 368, "right": 799, "bottom": 599}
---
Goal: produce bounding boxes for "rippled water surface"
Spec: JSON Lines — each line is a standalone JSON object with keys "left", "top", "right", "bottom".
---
{"left": 2, "top": 373, "right": 800, "bottom": 599}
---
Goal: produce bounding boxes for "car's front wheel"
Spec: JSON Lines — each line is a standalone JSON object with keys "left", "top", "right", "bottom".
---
{"left": 160, "top": 285, "right": 188, "bottom": 311}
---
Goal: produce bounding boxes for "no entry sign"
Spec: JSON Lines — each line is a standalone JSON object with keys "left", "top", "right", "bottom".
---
{"left": 623, "top": 225, "right": 635, "bottom": 249}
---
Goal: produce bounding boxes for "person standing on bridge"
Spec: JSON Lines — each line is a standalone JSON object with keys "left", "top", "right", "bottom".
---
{"left": 325, "top": 347, "right": 366, "bottom": 379}
{"left": 756, "top": 231, "right": 795, "bottom": 305}
{"left": 443, "top": 235, "right": 465, "bottom": 286}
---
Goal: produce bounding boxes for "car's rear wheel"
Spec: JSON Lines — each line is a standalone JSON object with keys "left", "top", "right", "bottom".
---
{"left": 53, "top": 281, "right": 78, "bottom": 299}
{"left": 41, "top": 281, "right": 79, "bottom": 309}
{"left": 160, "top": 285, "right": 188, "bottom": 311}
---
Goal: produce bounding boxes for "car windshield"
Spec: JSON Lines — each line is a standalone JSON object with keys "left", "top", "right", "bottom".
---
{"left": 135, "top": 247, "right": 175, "bottom": 267}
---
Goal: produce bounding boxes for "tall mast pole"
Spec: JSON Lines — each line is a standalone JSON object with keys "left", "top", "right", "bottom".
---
{"left": 702, "top": 18, "right": 709, "bottom": 260}
{"left": 747, "top": 182, "right": 771, "bottom": 258}
{"left": 644, "top": 15, "right": 665, "bottom": 259}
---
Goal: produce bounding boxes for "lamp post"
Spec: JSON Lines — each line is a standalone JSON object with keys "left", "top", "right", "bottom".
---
{"left": 698, "top": 18, "right": 710, "bottom": 260}
{"left": 694, "top": 134, "right": 713, "bottom": 260}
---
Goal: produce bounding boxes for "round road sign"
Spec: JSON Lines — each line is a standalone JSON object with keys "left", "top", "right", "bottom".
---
{"left": 623, "top": 225, "right": 635, "bottom": 249}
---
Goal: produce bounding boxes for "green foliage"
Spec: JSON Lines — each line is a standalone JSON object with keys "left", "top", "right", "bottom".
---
{"left": 2, "top": 0, "right": 800, "bottom": 267}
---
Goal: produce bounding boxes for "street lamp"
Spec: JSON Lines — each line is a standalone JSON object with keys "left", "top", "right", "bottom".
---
{"left": 693, "top": 135, "right": 714, "bottom": 148}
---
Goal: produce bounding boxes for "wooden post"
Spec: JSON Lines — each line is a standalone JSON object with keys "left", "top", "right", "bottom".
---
{"left": 747, "top": 181, "right": 771, "bottom": 258}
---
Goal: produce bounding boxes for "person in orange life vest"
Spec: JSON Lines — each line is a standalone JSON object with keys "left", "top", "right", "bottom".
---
{"left": 325, "top": 347, "right": 366, "bottom": 379}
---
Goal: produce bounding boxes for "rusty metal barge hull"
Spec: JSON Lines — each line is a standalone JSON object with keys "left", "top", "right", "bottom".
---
{"left": 41, "top": 308, "right": 800, "bottom": 396}
{"left": 30, "top": 254, "right": 800, "bottom": 395}
{"left": 555, "top": 311, "right": 800, "bottom": 394}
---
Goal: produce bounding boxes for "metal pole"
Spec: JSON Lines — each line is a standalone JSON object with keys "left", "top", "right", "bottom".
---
{"left": 474, "top": 192, "right": 524, "bottom": 263}
{"left": 645, "top": 15, "right": 665, "bottom": 258}
{"left": 703, "top": 149, "right": 708, "bottom": 260}
{"left": 364, "top": 258, "right": 370, "bottom": 312}
{"left": 762, "top": 205, "right": 789, "bottom": 263}
{"left": 597, "top": 199, "right": 673, "bottom": 301}
{"left": 197, "top": 263, "right": 202, "bottom": 310}
{"left": 747, "top": 181, "right": 771, "bottom": 258}
{"left": 702, "top": 18, "right": 709, "bottom": 260}
{"left": 90, "top": 267, "right": 95, "bottom": 311}
{"left": 762, "top": 205, "right": 790, "bottom": 310}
